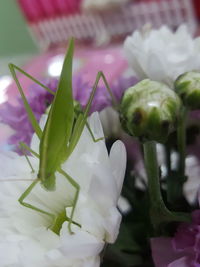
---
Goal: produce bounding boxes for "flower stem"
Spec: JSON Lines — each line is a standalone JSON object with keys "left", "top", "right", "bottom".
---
{"left": 165, "top": 145, "right": 171, "bottom": 176}
{"left": 143, "top": 141, "right": 162, "bottom": 205}
{"left": 143, "top": 141, "right": 190, "bottom": 230}
{"left": 177, "top": 107, "right": 187, "bottom": 177}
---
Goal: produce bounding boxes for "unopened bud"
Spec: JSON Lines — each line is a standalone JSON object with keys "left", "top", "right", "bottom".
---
{"left": 175, "top": 71, "right": 200, "bottom": 110}
{"left": 120, "top": 79, "right": 181, "bottom": 143}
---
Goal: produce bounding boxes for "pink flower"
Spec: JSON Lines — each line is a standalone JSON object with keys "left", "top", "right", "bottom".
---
{"left": 151, "top": 208, "right": 200, "bottom": 267}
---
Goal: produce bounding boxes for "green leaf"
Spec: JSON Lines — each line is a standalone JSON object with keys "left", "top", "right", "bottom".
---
{"left": 38, "top": 39, "right": 75, "bottom": 190}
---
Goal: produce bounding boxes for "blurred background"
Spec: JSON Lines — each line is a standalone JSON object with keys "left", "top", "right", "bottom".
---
{"left": 1, "top": 0, "right": 200, "bottom": 54}
{"left": 1, "top": 1, "right": 200, "bottom": 266}
{"left": 0, "top": 0, "right": 200, "bottom": 137}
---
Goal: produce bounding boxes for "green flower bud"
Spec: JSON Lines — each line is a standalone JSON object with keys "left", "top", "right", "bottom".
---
{"left": 120, "top": 79, "right": 181, "bottom": 143}
{"left": 175, "top": 71, "right": 200, "bottom": 110}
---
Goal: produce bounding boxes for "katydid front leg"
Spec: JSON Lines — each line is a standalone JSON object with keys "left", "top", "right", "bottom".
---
{"left": 18, "top": 144, "right": 55, "bottom": 222}
{"left": 19, "top": 142, "right": 35, "bottom": 173}
{"left": 9, "top": 64, "right": 55, "bottom": 96}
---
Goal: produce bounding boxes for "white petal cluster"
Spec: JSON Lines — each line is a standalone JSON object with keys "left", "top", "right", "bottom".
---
{"left": 0, "top": 112, "right": 126, "bottom": 267}
{"left": 124, "top": 25, "right": 200, "bottom": 87}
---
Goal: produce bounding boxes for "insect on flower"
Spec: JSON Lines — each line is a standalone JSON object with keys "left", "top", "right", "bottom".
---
{"left": 8, "top": 39, "right": 116, "bottom": 234}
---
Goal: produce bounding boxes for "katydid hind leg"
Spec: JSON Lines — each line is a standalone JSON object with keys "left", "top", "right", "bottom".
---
{"left": 18, "top": 179, "right": 55, "bottom": 220}
{"left": 70, "top": 72, "right": 115, "bottom": 146}
{"left": 85, "top": 121, "right": 104, "bottom": 142}
{"left": 99, "top": 71, "right": 119, "bottom": 110}
{"left": 83, "top": 71, "right": 119, "bottom": 118}
{"left": 9, "top": 64, "right": 42, "bottom": 139}
{"left": 58, "top": 168, "right": 80, "bottom": 234}
{"left": 9, "top": 64, "right": 55, "bottom": 96}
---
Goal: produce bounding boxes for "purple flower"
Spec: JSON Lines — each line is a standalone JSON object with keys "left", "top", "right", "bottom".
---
{"left": 0, "top": 79, "right": 57, "bottom": 153}
{"left": 74, "top": 75, "right": 138, "bottom": 112}
{"left": 151, "top": 206, "right": 200, "bottom": 267}
{"left": 0, "top": 74, "right": 137, "bottom": 152}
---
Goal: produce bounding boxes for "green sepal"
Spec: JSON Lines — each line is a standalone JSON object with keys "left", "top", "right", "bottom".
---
{"left": 175, "top": 71, "right": 200, "bottom": 110}
{"left": 120, "top": 79, "right": 181, "bottom": 143}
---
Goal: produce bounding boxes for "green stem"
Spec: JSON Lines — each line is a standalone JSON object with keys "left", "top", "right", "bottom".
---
{"left": 143, "top": 141, "right": 190, "bottom": 229}
{"left": 165, "top": 145, "right": 171, "bottom": 176}
{"left": 177, "top": 107, "right": 187, "bottom": 177}
{"left": 143, "top": 141, "right": 162, "bottom": 204}
{"left": 165, "top": 145, "right": 174, "bottom": 203}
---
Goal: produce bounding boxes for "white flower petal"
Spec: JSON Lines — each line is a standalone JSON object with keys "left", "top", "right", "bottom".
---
{"left": 124, "top": 24, "right": 200, "bottom": 87}
{"left": 109, "top": 140, "right": 126, "bottom": 197}
{"left": 0, "top": 112, "right": 126, "bottom": 266}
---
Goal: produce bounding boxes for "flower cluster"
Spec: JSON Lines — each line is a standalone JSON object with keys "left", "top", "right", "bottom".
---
{"left": 151, "top": 207, "right": 200, "bottom": 267}
{"left": 0, "top": 74, "right": 137, "bottom": 153}
{"left": 0, "top": 79, "right": 57, "bottom": 151}
{"left": 123, "top": 24, "right": 200, "bottom": 266}
{"left": 124, "top": 25, "right": 200, "bottom": 87}
{"left": 0, "top": 112, "right": 126, "bottom": 266}
{"left": 3, "top": 23, "right": 200, "bottom": 267}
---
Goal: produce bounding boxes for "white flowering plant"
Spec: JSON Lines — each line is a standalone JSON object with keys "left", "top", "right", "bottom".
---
{"left": 3, "top": 26, "right": 200, "bottom": 267}
{"left": 124, "top": 25, "right": 200, "bottom": 87}
{"left": 0, "top": 39, "right": 128, "bottom": 266}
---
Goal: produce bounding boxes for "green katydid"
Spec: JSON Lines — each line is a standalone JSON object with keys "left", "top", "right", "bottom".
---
{"left": 8, "top": 39, "right": 117, "bottom": 234}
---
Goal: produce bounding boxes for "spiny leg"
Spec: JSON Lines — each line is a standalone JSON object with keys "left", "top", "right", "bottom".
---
{"left": 58, "top": 168, "right": 80, "bottom": 234}
{"left": 20, "top": 142, "right": 79, "bottom": 233}
{"left": 18, "top": 144, "right": 55, "bottom": 222}
{"left": 18, "top": 178, "right": 55, "bottom": 221}
{"left": 82, "top": 71, "right": 119, "bottom": 142}
{"left": 9, "top": 64, "right": 42, "bottom": 139}
{"left": 19, "top": 142, "right": 35, "bottom": 173}
{"left": 68, "top": 71, "right": 117, "bottom": 150}
{"left": 85, "top": 121, "right": 104, "bottom": 142}
{"left": 9, "top": 64, "right": 55, "bottom": 96}
{"left": 84, "top": 71, "right": 119, "bottom": 117}
{"left": 98, "top": 71, "right": 119, "bottom": 110}
{"left": 19, "top": 142, "right": 39, "bottom": 158}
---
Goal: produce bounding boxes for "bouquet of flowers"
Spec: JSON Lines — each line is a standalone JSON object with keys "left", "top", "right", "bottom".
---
{"left": 1, "top": 24, "right": 200, "bottom": 267}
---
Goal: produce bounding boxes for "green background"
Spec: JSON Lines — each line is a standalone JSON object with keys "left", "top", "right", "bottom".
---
{"left": 0, "top": 0, "right": 38, "bottom": 57}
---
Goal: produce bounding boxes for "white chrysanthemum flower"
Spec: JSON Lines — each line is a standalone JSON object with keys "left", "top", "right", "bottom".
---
{"left": 0, "top": 112, "right": 126, "bottom": 267}
{"left": 124, "top": 25, "right": 200, "bottom": 87}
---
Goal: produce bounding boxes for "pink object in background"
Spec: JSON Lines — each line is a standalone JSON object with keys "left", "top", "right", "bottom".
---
{"left": 18, "top": 0, "right": 45, "bottom": 22}
{"left": 18, "top": 0, "right": 81, "bottom": 21}
{"left": 17, "top": 0, "right": 197, "bottom": 48}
